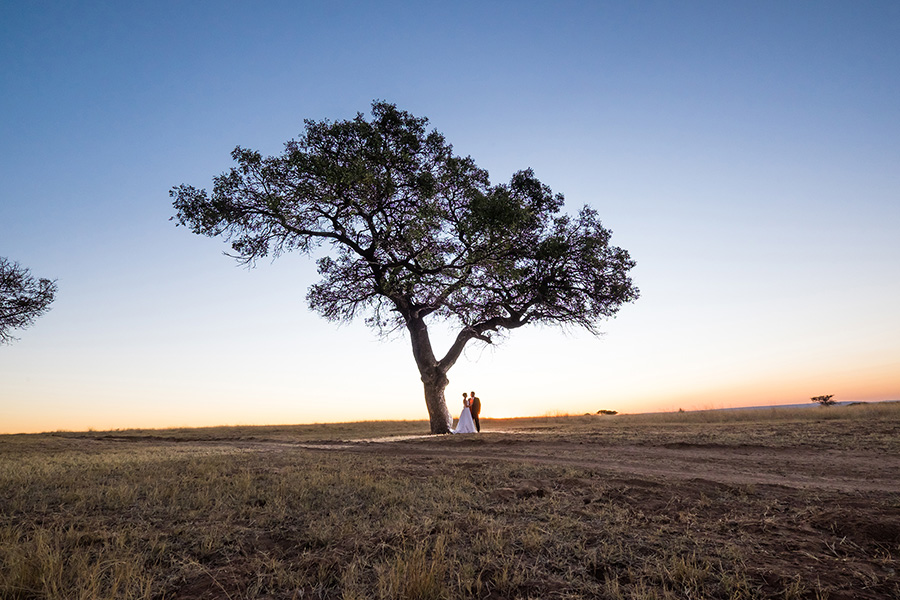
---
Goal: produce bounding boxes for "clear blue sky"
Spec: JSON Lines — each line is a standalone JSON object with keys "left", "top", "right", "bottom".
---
{"left": 2, "top": 1, "right": 899, "bottom": 433}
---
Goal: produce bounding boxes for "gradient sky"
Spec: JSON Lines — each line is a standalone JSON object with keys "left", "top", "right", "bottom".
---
{"left": 2, "top": 1, "right": 899, "bottom": 434}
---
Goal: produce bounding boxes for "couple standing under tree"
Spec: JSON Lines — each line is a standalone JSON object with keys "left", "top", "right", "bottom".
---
{"left": 451, "top": 391, "right": 481, "bottom": 434}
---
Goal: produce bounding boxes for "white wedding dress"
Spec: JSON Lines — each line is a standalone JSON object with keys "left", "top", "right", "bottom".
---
{"left": 452, "top": 406, "right": 477, "bottom": 434}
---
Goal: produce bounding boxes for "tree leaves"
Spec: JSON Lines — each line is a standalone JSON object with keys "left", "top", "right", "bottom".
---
{"left": 0, "top": 257, "right": 57, "bottom": 345}
{"left": 171, "top": 100, "right": 640, "bottom": 351}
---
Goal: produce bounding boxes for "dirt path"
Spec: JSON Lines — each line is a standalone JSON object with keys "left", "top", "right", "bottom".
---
{"left": 291, "top": 435, "right": 900, "bottom": 493}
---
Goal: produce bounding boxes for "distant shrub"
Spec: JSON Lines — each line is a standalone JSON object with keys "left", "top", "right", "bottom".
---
{"left": 597, "top": 409, "right": 618, "bottom": 416}
{"left": 811, "top": 394, "right": 836, "bottom": 406}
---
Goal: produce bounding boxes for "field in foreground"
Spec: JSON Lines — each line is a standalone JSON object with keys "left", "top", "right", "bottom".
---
{"left": 1, "top": 403, "right": 898, "bottom": 599}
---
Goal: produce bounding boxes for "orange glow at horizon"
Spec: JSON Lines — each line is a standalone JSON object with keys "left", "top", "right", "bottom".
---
{"left": 6, "top": 372, "right": 898, "bottom": 435}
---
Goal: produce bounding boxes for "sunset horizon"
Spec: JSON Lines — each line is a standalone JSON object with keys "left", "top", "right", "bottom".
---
{"left": 5, "top": 393, "right": 898, "bottom": 436}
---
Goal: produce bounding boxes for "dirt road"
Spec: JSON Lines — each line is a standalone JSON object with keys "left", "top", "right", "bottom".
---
{"left": 296, "top": 433, "right": 900, "bottom": 494}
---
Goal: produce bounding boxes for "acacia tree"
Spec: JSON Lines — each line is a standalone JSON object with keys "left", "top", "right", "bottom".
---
{"left": 811, "top": 395, "right": 836, "bottom": 406}
{"left": 171, "top": 102, "right": 639, "bottom": 433}
{"left": 0, "top": 257, "right": 57, "bottom": 345}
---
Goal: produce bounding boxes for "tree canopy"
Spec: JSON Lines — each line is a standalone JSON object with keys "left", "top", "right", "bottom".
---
{"left": 811, "top": 394, "right": 836, "bottom": 406}
{"left": 0, "top": 257, "right": 57, "bottom": 345}
{"left": 172, "top": 101, "right": 639, "bottom": 432}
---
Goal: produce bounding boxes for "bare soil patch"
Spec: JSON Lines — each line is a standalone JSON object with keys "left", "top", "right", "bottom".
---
{"left": 304, "top": 431, "right": 900, "bottom": 494}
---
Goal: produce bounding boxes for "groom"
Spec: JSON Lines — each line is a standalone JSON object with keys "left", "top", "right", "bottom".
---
{"left": 469, "top": 391, "right": 481, "bottom": 432}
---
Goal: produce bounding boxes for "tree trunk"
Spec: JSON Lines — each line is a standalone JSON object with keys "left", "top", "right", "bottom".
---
{"left": 406, "top": 313, "right": 452, "bottom": 434}
{"left": 422, "top": 370, "right": 452, "bottom": 434}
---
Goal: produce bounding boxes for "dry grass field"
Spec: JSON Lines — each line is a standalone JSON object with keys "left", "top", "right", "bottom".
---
{"left": 1, "top": 402, "right": 898, "bottom": 599}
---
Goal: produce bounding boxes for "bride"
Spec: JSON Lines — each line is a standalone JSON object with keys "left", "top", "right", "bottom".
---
{"left": 452, "top": 392, "right": 478, "bottom": 434}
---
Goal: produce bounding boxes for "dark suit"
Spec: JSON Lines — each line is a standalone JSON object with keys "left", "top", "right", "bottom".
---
{"left": 471, "top": 396, "right": 481, "bottom": 432}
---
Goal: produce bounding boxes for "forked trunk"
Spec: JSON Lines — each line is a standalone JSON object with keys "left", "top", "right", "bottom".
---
{"left": 406, "top": 313, "right": 453, "bottom": 434}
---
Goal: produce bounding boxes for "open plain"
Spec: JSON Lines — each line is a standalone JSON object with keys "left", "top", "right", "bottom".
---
{"left": 1, "top": 403, "right": 898, "bottom": 599}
